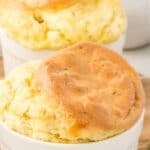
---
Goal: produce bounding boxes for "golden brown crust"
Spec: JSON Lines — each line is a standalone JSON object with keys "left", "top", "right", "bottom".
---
{"left": 18, "top": 0, "right": 76, "bottom": 8}
{"left": 36, "top": 42, "right": 145, "bottom": 132}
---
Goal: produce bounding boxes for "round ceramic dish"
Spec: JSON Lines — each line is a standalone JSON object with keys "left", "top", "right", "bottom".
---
{"left": 0, "top": 111, "right": 144, "bottom": 150}
{"left": 0, "top": 28, "right": 125, "bottom": 75}
{"left": 122, "top": 0, "right": 149, "bottom": 49}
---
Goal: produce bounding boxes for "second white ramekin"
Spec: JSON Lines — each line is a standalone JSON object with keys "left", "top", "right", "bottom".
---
{"left": 122, "top": 0, "right": 149, "bottom": 49}
{"left": 0, "top": 28, "right": 125, "bottom": 75}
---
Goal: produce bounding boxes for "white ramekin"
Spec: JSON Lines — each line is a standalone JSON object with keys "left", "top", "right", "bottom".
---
{"left": 0, "top": 28, "right": 125, "bottom": 75}
{"left": 0, "top": 111, "right": 144, "bottom": 150}
{"left": 122, "top": 0, "right": 149, "bottom": 49}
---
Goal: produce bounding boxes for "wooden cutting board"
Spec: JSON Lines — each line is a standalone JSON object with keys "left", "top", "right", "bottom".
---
{"left": 0, "top": 58, "right": 150, "bottom": 150}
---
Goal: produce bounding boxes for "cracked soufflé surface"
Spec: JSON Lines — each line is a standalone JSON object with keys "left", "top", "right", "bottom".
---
{"left": 0, "top": 0, "right": 127, "bottom": 50}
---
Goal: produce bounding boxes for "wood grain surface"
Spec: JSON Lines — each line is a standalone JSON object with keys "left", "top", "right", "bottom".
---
{"left": 0, "top": 58, "right": 150, "bottom": 150}
{"left": 139, "top": 78, "right": 150, "bottom": 150}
